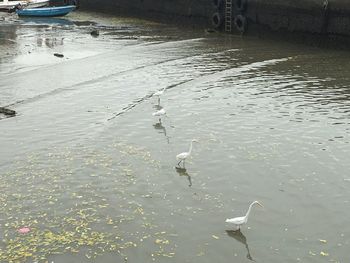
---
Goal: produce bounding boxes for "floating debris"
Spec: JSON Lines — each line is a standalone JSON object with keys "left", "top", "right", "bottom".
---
{"left": 90, "top": 29, "right": 99, "bottom": 37}
{"left": 155, "top": 239, "right": 169, "bottom": 245}
{"left": 18, "top": 227, "right": 30, "bottom": 234}
{"left": 54, "top": 53, "right": 64, "bottom": 58}
{"left": 0, "top": 107, "right": 16, "bottom": 116}
{"left": 309, "top": 251, "right": 316, "bottom": 256}
{"left": 0, "top": 143, "right": 171, "bottom": 262}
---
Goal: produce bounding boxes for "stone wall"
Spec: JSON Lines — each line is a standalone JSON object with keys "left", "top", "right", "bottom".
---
{"left": 82, "top": 0, "right": 216, "bottom": 26}
{"left": 244, "top": 0, "right": 350, "bottom": 36}
{"left": 81, "top": 0, "right": 350, "bottom": 37}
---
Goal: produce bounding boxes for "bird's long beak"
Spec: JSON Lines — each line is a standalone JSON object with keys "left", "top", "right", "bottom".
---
{"left": 257, "top": 201, "right": 264, "bottom": 208}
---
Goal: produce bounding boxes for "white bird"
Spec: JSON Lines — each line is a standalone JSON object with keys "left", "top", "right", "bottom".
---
{"left": 152, "top": 108, "right": 166, "bottom": 122}
{"left": 225, "top": 201, "right": 263, "bottom": 230}
{"left": 152, "top": 108, "right": 166, "bottom": 117}
{"left": 154, "top": 87, "right": 166, "bottom": 103}
{"left": 154, "top": 87, "right": 166, "bottom": 97}
{"left": 176, "top": 139, "right": 198, "bottom": 166}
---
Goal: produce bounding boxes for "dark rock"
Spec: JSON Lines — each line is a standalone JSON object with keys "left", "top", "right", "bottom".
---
{"left": 90, "top": 29, "right": 100, "bottom": 37}
{"left": 205, "top": 28, "right": 216, "bottom": 33}
{"left": 0, "top": 107, "right": 16, "bottom": 116}
{"left": 54, "top": 53, "right": 64, "bottom": 58}
{"left": 73, "top": 20, "right": 97, "bottom": 26}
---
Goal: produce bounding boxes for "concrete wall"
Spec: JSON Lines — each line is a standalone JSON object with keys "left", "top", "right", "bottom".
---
{"left": 82, "top": 0, "right": 216, "bottom": 26}
{"left": 244, "top": 0, "right": 350, "bottom": 36}
{"left": 81, "top": 0, "right": 350, "bottom": 37}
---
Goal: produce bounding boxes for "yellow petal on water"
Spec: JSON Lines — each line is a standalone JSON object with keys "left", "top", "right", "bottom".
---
{"left": 212, "top": 235, "right": 219, "bottom": 240}
{"left": 162, "top": 252, "right": 175, "bottom": 258}
{"left": 155, "top": 239, "right": 169, "bottom": 245}
{"left": 197, "top": 251, "right": 205, "bottom": 256}
{"left": 320, "top": 251, "right": 329, "bottom": 256}
{"left": 309, "top": 251, "right": 316, "bottom": 256}
{"left": 319, "top": 239, "right": 327, "bottom": 243}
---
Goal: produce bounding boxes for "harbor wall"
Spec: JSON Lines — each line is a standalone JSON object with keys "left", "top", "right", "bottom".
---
{"left": 82, "top": 0, "right": 215, "bottom": 26}
{"left": 81, "top": 0, "right": 350, "bottom": 39}
{"left": 243, "top": 0, "right": 350, "bottom": 36}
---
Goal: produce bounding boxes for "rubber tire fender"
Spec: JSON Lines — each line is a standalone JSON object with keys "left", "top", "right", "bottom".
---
{"left": 211, "top": 12, "right": 223, "bottom": 29}
{"left": 234, "top": 14, "right": 247, "bottom": 33}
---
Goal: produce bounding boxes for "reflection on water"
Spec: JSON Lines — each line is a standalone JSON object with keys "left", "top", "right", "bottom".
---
{"left": 226, "top": 230, "right": 253, "bottom": 261}
{"left": 175, "top": 166, "right": 192, "bottom": 187}
{"left": 36, "top": 36, "right": 64, "bottom": 48}
{"left": 153, "top": 121, "right": 170, "bottom": 143}
{"left": 19, "top": 17, "right": 75, "bottom": 26}
{"left": 152, "top": 103, "right": 170, "bottom": 143}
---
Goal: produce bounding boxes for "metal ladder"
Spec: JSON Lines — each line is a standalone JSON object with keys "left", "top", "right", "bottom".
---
{"left": 225, "top": 0, "right": 233, "bottom": 32}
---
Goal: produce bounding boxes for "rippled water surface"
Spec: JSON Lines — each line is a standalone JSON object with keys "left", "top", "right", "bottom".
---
{"left": 1, "top": 10, "right": 350, "bottom": 263}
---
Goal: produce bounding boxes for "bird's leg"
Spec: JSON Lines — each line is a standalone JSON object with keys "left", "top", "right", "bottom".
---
{"left": 188, "top": 175, "right": 192, "bottom": 187}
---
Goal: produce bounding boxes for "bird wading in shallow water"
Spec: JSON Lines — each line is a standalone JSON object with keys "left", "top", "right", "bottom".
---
{"left": 225, "top": 201, "right": 263, "bottom": 230}
{"left": 176, "top": 139, "right": 198, "bottom": 167}
{"left": 152, "top": 108, "right": 166, "bottom": 122}
{"left": 154, "top": 87, "right": 166, "bottom": 103}
{"left": 154, "top": 87, "right": 166, "bottom": 97}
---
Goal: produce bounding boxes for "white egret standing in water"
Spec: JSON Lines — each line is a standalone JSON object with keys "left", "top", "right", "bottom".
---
{"left": 152, "top": 108, "right": 166, "bottom": 122}
{"left": 154, "top": 87, "right": 166, "bottom": 103}
{"left": 152, "top": 108, "right": 166, "bottom": 116}
{"left": 176, "top": 139, "right": 198, "bottom": 166}
{"left": 154, "top": 87, "right": 166, "bottom": 97}
{"left": 225, "top": 201, "right": 263, "bottom": 230}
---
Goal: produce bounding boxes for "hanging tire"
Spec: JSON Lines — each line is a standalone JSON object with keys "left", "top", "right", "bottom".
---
{"left": 235, "top": 0, "right": 247, "bottom": 12}
{"left": 211, "top": 12, "right": 223, "bottom": 29}
{"left": 234, "top": 14, "right": 247, "bottom": 33}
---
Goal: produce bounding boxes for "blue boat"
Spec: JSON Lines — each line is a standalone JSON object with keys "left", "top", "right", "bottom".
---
{"left": 16, "top": 5, "right": 76, "bottom": 17}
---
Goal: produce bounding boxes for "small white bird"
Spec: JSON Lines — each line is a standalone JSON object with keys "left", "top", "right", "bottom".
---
{"left": 152, "top": 108, "right": 166, "bottom": 122}
{"left": 152, "top": 108, "right": 166, "bottom": 117}
{"left": 154, "top": 87, "right": 166, "bottom": 103}
{"left": 225, "top": 201, "right": 263, "bottom": 230}
{"left": 154, "top": 87, "right": 166, "bottom": 97}
{"left": 176, "top": 139, "right": 198, "bottom": 166}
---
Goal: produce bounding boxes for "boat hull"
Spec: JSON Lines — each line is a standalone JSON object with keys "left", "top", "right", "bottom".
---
{"left": 0, "top": 0, "right": 48, "bottom": 11}
{"left": 0, "top": 1, "right": 22, "bottom": 11}
{"left": 16, "top": 5, "right": 75, "bottom": 16}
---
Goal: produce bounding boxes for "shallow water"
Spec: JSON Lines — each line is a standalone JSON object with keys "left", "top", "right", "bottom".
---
{"left": 0, "top": 10, "right": 350, "bottom": 263}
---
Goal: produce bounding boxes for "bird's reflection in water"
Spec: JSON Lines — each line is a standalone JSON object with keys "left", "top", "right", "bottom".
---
{"left": 153, "top": 120, "right": 169, "bottom": 143}
{"left": 152, "top": 103, "right": 170, "bottom": 143}
{"left": 153, "top": 104, "right": 162, "bottom": 111}
{"left": 175, "top": 167, "right": 192, "bottom": 187}
{"left": 226, "top": 230, "right": 254, "bottom": 261}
